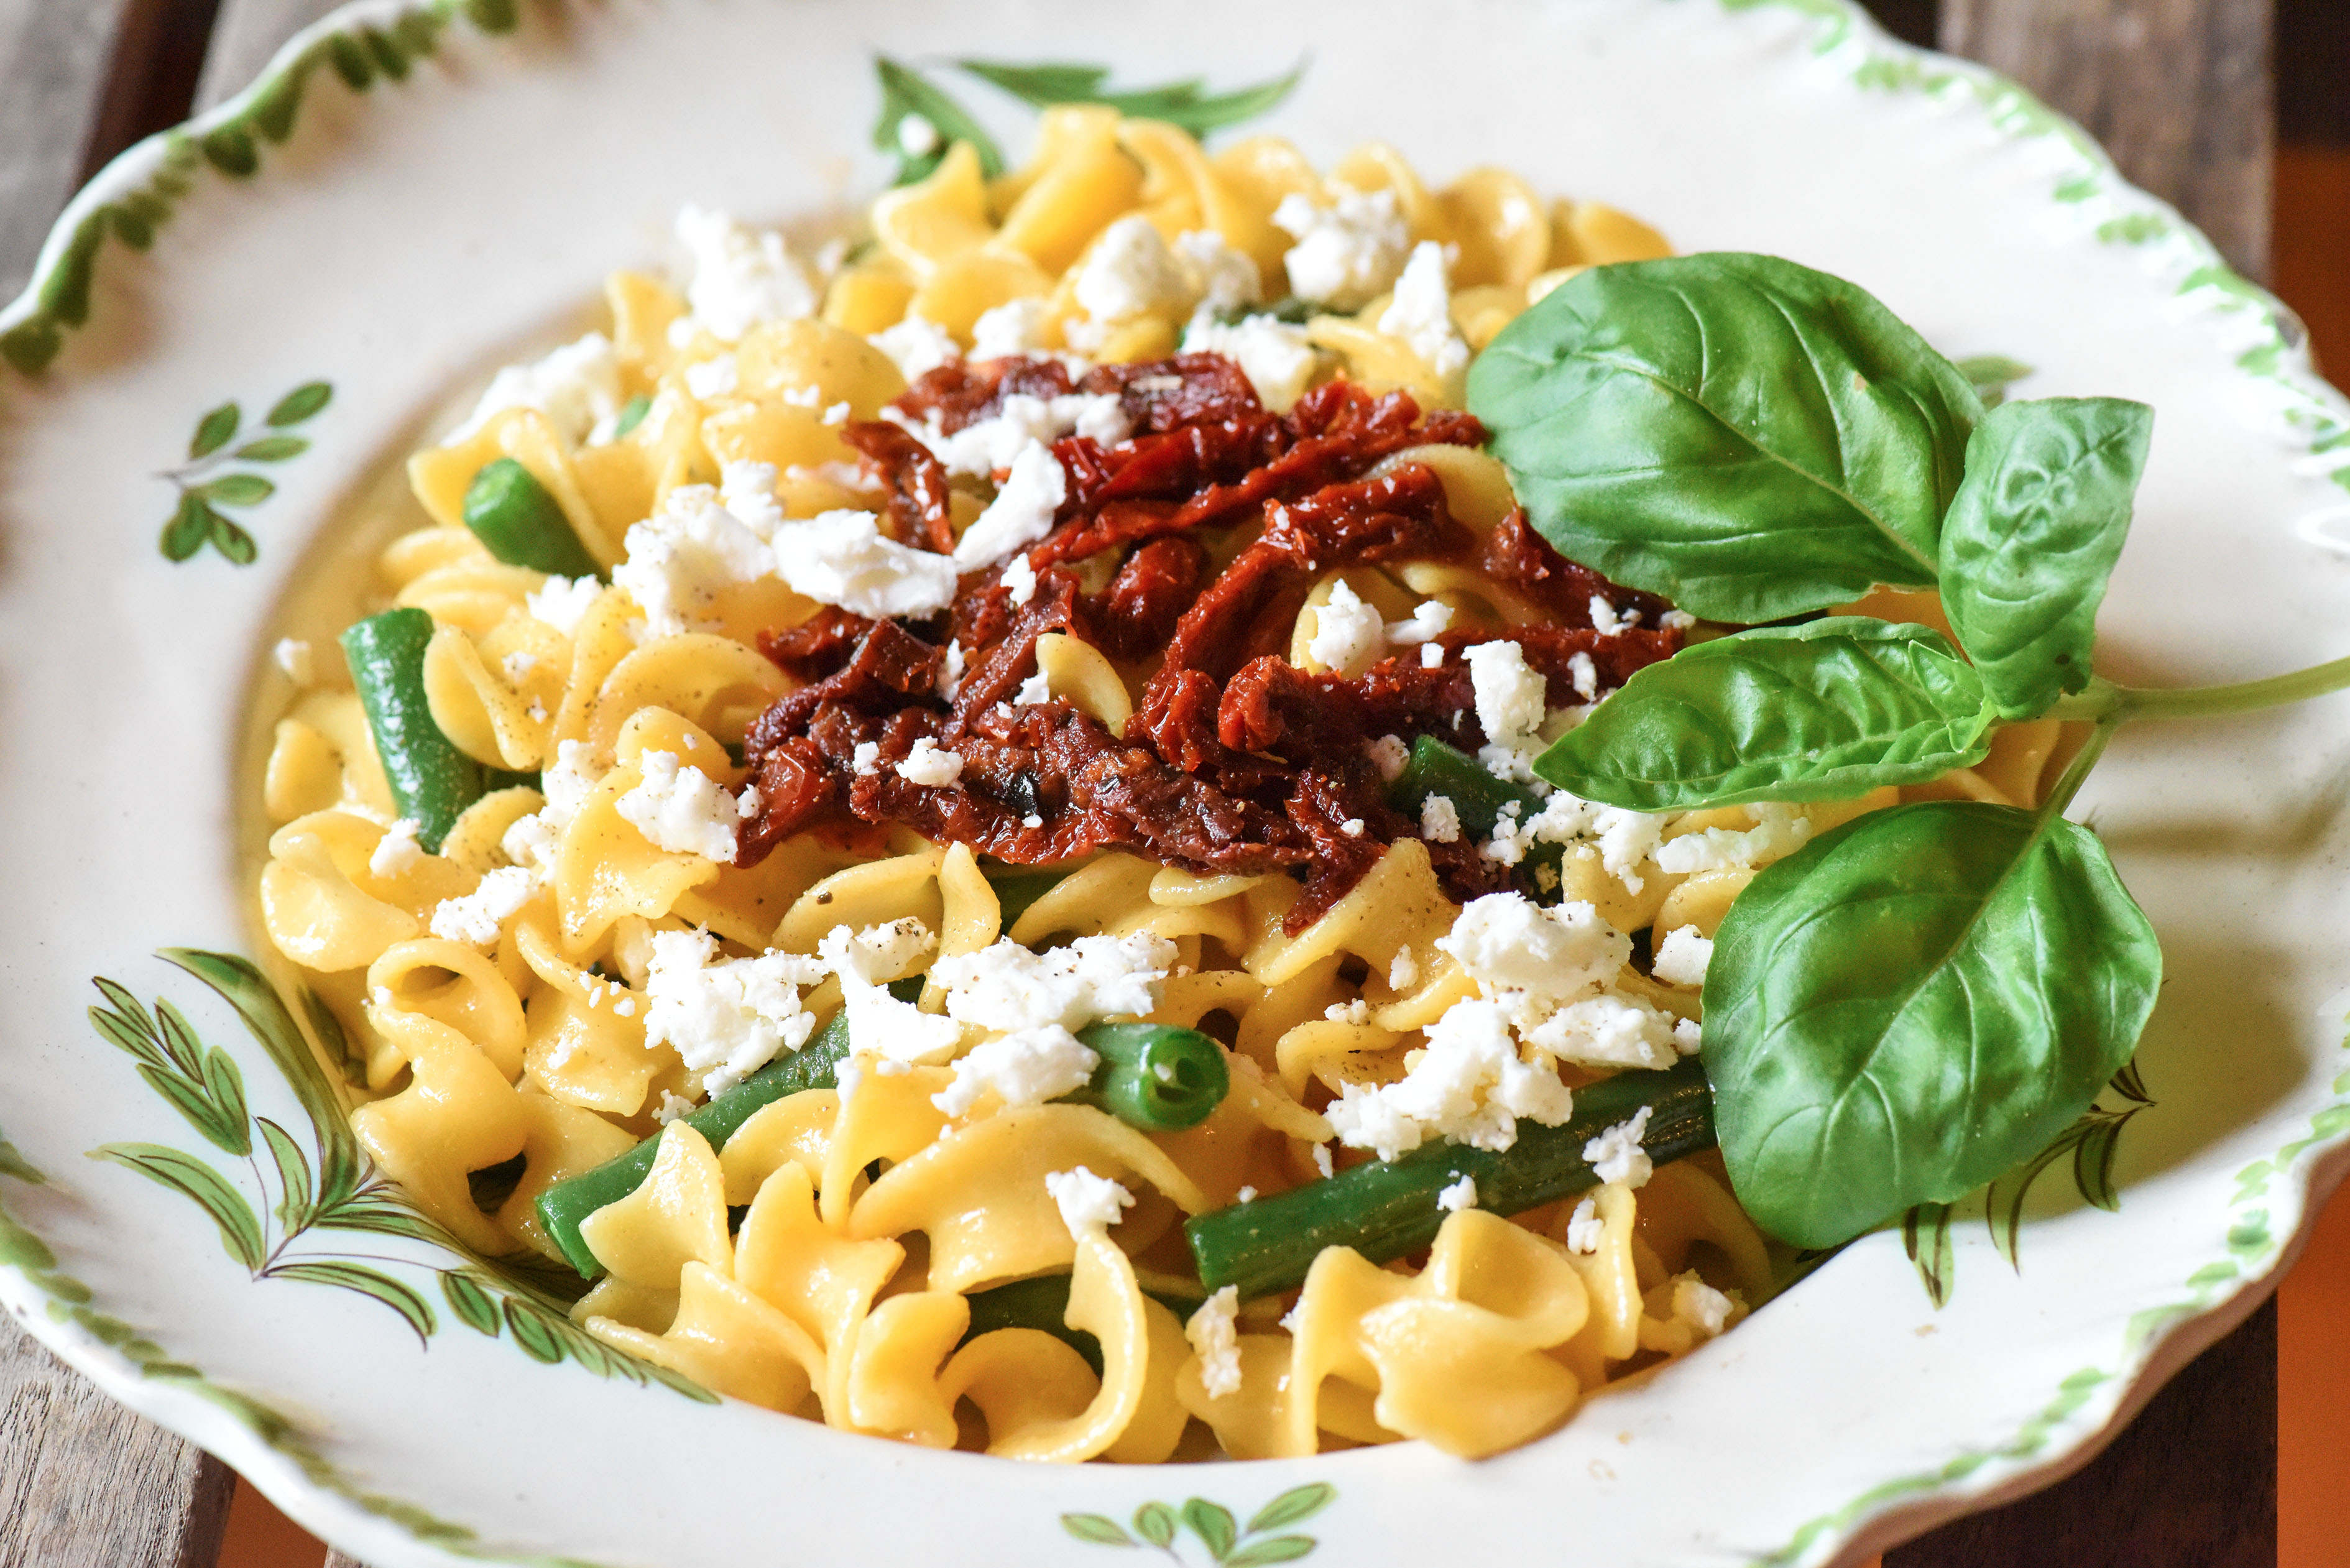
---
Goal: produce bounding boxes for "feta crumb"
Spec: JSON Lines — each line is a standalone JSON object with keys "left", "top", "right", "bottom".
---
{"left": 272, "top": 637, "right": 314, "bottom": 683}
{"left": 1273, "top": 187, "right": 1410, "bottom": 308}
{"left": 937, "top": 640, "right": 967, "bottom": 701}
{"left": 428, "top": 866, "right": 539, "bottom": 947}
{"left": 1565, "top": 1197, "right": 1603, "bottom": 1253}
{"left": 951, "top": 439, "right": 1067, "bottom": 570}
{"left": 1421, "top": 795, "right": 1463, "bottom": 844}
{"left": 674, "top": 206, "right": 819, "bottom": 343}
{"left": 1044, "top": 1165, "right": 1135, "bottom": 1238}
{"left": 907, "top": 391, "right": 1131, "bottom": 478}
{"left": 718, "top": 458, "right": 785, "bottom": 538}
{"left": 1340, "top": 817, "right": 1366, "bottom": 837}
{"left": 369, "top": 818, "right": 424, "bottom": 877}
{"left": 640, "top": 929, "right": 825, "bottom": 1096}
{"left": 1583, "top": 1105, "right": 1654, "bottom": 1188}
{"left": 896, "top": 111, "right": 941, "bottom": 158}
{"left": 1588, "top": 596, "right": 1623, "bottom": 637}
{"left": 652, "top": 1091, "right": 699, "bottom": 1125}
{"left": 1235, "top": 1186, "right": 1258, "bottom": 1204}
{"left": 1178, "top": 313, "right": 1317, "bottom": 413}
{"left": 1022, "top": 813, "right": 1044, "bottom": 829}
{"left": 1367, "top": 734, "right": 1410, "bottom": 782}
{"left": 869, "top": 314, "right": 961, "bottom": 380}
{"left": 1652, "top": 803, "right": 1816, "bottom": 876}
{"left": 615, "top": 750, "right": 748, "bottom": 862}
{"left": 1651, "top": 925, "right": 1714, "bottom": 988}
{"left": 1673, "top": 1017, "right": 1703, "bottom": 1054}
{"left": 1384, "top": 600, "right": 1455, "bottom": 645}
{"left": 1421, "top": 642, "right": 1445, "bottom": 668}
{"left": 1014, "top": 671, "right": 1052, "bottom": 706}
{"left": 1567, "top": 650, "right": 1598, "bottom": 701}
{"left": 448, "top": 331, "right": 625, "bottom": 445}
{"left": 1312, "top": 1142, "right": 1335, "bottom": 1179}
{"left": 1436, "top": 1173, "right": 1479, "bottom": 1213}
{"left": 1465, "top": 640, "right": 1547, "bottom": 750}
{"left": 1673, "top": 1276, "right": 1735, "bottom": 1337}
{"left": 1376, "top": 241, "right": 1470, "bottom": 386}
{"left": 1001, "top": 551, "right": 1038, "bottom": 606}
{"left": 819, "top": 918, "right": 962, "bottom": 1068}
{"left": 612, "top": 484, "right": 776, "bottom": 635}
{"left": 1174, "top": 229, "right": 1261, "bottom": 314}
{"left": 500, "top": 809, "right": 559, "bottom": 873}
{"left": 1306, "top": 579, "right": 1387, "bottom": 677}
{"left": 538, "top": 739, "right": 599, "bottom": 829}
{"left": 1660, "top": 609, "right": 1698, "bottom": 631}
{"left": 1186, "top": 1285, "right": 1243, "bottom": 1399}
{"left": 1324, "top": 998, "right": 1371, "bottom": 1025}
{"left": 932, "top": 1026, "right": 1100, "bottom": 1117}
{"left": 526, "top": 574, "right": 603, "bottom": 636}
{"left": 822, "top": 401, "right": 849, "bottom": 427}
{"left": 1440, "top": 893, "right": 1628, "bottom": 1001}
{"left": 1389, "top": 947, "right": 1420, "bottom": 990}
{"left": 895, "top": 737, "right": 964, "bottom": 788}
{"left": 1076, "top": 215, "right": 1196, "bottom": 324}
{"left": 932, "top": 931, "right": 1177, "bottom": 1035}
{"left": 1325, "top": 997, "right": 1574, "bottom": 1161}
{"left": 684, "top": 356, "right": 739, "bottom": 400}
{"left": 969, "top": 298, "right": 1050, "bottom": 361}
{"left": 770, "top": 508, "right": 959, "bottom": 619}
{"left": 852, "top": 741, "right": 880, "bottom": 777}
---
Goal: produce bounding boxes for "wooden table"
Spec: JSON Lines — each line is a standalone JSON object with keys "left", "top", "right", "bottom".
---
{"left": 0, "top": 2, "right": 2282, "bottom": 1564}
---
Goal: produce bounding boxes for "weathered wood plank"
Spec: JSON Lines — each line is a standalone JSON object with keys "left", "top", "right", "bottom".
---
{"left": 0, "top": 0, "right": 141, "bottom": 301}
{"left": 323, "top": 1552, "right": 367, "bottom": 1568}
{"left": 0, "top": 1319, "right": 234, "bottom": 1568}
{"left": 196, "top": 0, "right": 345, "bottom": 111}
{"left": 1940, "top": 0, "right": 2274, "bottom": 279}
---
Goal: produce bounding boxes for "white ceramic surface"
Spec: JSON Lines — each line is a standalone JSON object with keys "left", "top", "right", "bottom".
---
{"left": 3, "top": 2, "right": 2348, "bottom": 1565}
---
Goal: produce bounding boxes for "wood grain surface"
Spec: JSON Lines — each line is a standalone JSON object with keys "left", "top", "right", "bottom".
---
{"left": 0, "top": 0, "right": 137, "bottom": 301}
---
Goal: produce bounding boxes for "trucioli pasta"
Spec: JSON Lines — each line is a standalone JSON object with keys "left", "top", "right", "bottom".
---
{"left": 253, "top": 110, "right": 2060, "bottom": 1462}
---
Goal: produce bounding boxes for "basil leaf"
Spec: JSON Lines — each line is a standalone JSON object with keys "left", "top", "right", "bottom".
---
{"left": 1954, "top": 354, "right": 2033, "bottom": 409}
{"left": 1938, "top": 397, "right": 2153, "bottom": 719}
{"left": 1467, "top": 253, "right": 1983, "bottom": 624}
{"left": 1534, "top": 618, "right": 1997, "bottom": 809}
{"left": 960, "top": 58, "right": 1302, "bottom": 139}
{"left": 1703, "top": 801, "right": 2161, "bottom": 1248}
{"left": 872, "top": 57, "right": 1003, "bottom": 185}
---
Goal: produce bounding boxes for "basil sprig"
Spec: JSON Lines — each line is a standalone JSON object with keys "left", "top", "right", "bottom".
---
{"left": 1467, "top": 251, "right": 2350, "bottom": 1251}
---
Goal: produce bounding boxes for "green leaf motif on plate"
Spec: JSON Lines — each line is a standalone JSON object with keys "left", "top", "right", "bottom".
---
{"left": 189, "top": 402, "right": 239, "bottom": 459}
{"left": 1064, "top": 1485, "right": 1333, "bottom": 1562}
{"left": 91, "top": 1144, "right": 266, "bottom": 1269}
{"left": 152, "top": 379, "right": 329, "bottom": 566}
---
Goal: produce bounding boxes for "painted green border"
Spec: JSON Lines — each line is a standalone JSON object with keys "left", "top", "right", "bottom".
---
{"left": 0, "top": 2, "right": 2345, "bottom": 1567}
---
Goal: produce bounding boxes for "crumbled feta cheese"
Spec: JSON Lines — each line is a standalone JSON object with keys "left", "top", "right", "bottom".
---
{"left": 1652, "top": 803, "right": 1816, "bottom": 876}
{"left": 1660, "top": 609, "right": 1698, "bottom": 631}
{"left": 1325, "top": 998, "right": 1371, "bottom": 1025}
{"left": 969, "top": 298, "right": 1049, "bottom": 362}
{"left": 869, "top": 314, "right": 961, "bottom": 380}
{"left": 640, "top": 929, "right": 826, "bottom": 1096}
{"left": 1465, "top": 640, "right": 1547, "bottom": 750}
{"left": 1236, "top": 1186, "right": 1258, "bottom": 1204}
{"left": 1175, "top": 229, "right": 1261, "bottom": 314}
{"left": 770, "top": 508, "right": 959, "bottom": 619}
{"left": 932, "top": 932, "right": 1176, "bottom": 1034}
{"left": 1421, "top": 642, "right": 1445, "bottom": 669}
{"left": 1588, "top": 596, "right": 1623, "bottom": 637}
{"left": 1312, "top": 1142, "right": 1335, "bottom": 1179}
{"left": 615, "top": 750, "right": 748, "bottom": 862}
{"left": 1273, "top": 187, "right": 1411, "bottom": 308}
{"left": 937, "top": 640, "right": 967, "bottom": 701}
{"left": 822, "top": 400, "right": 850, "bottom": 427}
{"left": 1022, "top": 813, "right": 1044, "bottom": 829}
{"left": 1000, "top": 551, "right": 1038, "bottom": 606}
{"left": 1592, "top": 806, "right": 1668, "bottom": 887}
{"left": 1672, "top": 1276, "right": 1735, "bottom": 1337}
{"left": 906, "top": 392, "right": 1131, "bottom": 479}
{"left": 1186, "top": 1285, "right": 1243, "bottom": 1398}
{"left": 1521, "top": 992, "right": 1687, "bottom": 1071}
{"left": 1306, "top": 579, "right": 1387, "bottom": 677}
{"left": 499, "top": 649, "right": 538, "bottom": 684}
{"left": 819, "top": 919, "right": 961, "bottom": 1068}
{"left": 526, "top": 574, "right": 602, "bottom": 636}
{"left": 1437, "top": 1174, "right": 1479, "bottom": 1213}
{"left": 448, "top": 331, "right": 625, "bottom": 445}
{"left": 852, "top": 741, "right": 880, "bottom": 777}
{"left": 1389, "top": 947, "right": 1420, "bottom": 990}
{"left": 1046, "top": 1165, "right": 1136, "bottom": 1238}
{"left": 1565, "top": 1197, "right": 1603, "bottom": 1253}
{"left": 1421, "top": 795, "right": 1463, "bottom": 844}
{"left": 652, "top": 1091, "right": 699, "bottom": 1125}
{"left": 1076, "top": 215, "right": 1196, "bottom": 323}
{"left": 1674, "top": 1017, "right": 1702, "bottom": 1054}
{"left": 272, "top": 637, "right": 313, "bottom": 683}
{"left": 1583, "top": 1105, "right": 1654, "bottom": 1188}
{"left": 895, "top": 738, "right": 964, "bottom": 788}
{"left": 1325, "top": 997, "right": 1575, "bottom": 1161}
{"left": 1567, "top": 650, "right": 1598, "bottom": 701}
{"left": 1385, "top": 600, "right": 1454, "bottom": 645}
{"left": 719, "top": 459, "right": 784, "bottom": 538}
{"left": 896, "top": 111, "right": 941, "bottom": 158}
{"left": 1179, "top": 312, "right": 1317, "bottom": 413}
{"left": 1014, "top": 670, "right": 1052, "bottom": 706}
{"left": 369, "top": 818, "right": 424, "bottom": 878}
{"left": 428, "top": 866, "right": 539, "bottom": 947}
{"left": 538, "top": 739, "right": 599, "bottom": 829}
{"left": 684, "top": 355, "right": 739, "bottom": 400}
{"left": 674, "top": 206, "right": 819, "bottom": 342}
{"left": 1652, "top": 925, "right": 1713, "bottom": 988}
{"left": 612, "top": 485, "right": 776, "bottom": 635}
{"left": 1376, "top": 241, "right": 1470, "bottom": 385}
{"left": 1440, "top": 893, "right": 1627, "bottom": 1002}
{"left": 951, "top": 439, "right": 1067, "bottom": 570}
{"left": 931, "top": 1026, "right": 1100, "bottom": 1117}
{"left": 1367, "top": 734, "right": 1410, "bottom": 782}
{"left": 1340, "top": 817, "right": 1366, "bottom": 837}
{"left": 501, "top": 809, "right": 559, "bottom": 874}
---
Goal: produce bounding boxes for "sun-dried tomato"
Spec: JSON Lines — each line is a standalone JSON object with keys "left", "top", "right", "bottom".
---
{"left": 841, "top": 422, "right": 955, "bottom": 553}
{"left": 1478, "top": 509, "right": 1678, "bottom": 629}
{"left": 1077, "top": 536, "right": 1209, "bottom": 663}
{"left": 757, "top": 606, "right": 875, "bottom": 683}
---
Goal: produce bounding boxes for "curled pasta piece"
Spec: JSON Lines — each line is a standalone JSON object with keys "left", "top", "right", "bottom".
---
{"left": 918, "top": 844, "right": 1001, "bottom": 1012}
{"left": 733, "top": 1161, "right": 907, "bottom": 1424}
{"left": 844, "top": 1291, "right": 972, "bottom": 1447}
{"left": 260, "top": 811, "right": 466, "bottom": 973}
{"left": 992, "top": 106, "right": 1142, "bottom": 275}
{"left": 364, "top": 938, "right": 528, "bottom": 1082}
{"left": 1007, "top": 853, "right": 1154, "bottom": 947}
{"left": 578, "top": 1119, "right": 733, "bottom": 1287}
{"left": 422, "top": 618, "right": 568, "bottom": 770}
{"left": 816, "top": 1065, "right": 954, "bottom": 1229}
{"left": 776, "top": 844, "right": 947, "bottom": 955}
{"left": 849, "top": 1105, "right": 1210, "bottom": 1293}
{"left": 550, "top": 749, "right": 721, "bottom": 954}
{"left": 1330, "top": 142, "right": 1445, "bottom": 244}
{"left": 379, "top": 523, "right": 491, "bottom": 589}
{"left": 1273, "top": 1018, "right": 1407, "bottom": 1100}
{"left": 438, "top": 786, "right": 544, "bottom": 875}
{"left": 514, "top": 903, "right": 664, "bottom": 1115}
{"left": 584, "top": 637, "right": 791, "bottom": 758}
{"left": 1243, "top": 837, "right": 1457, "bottom": 988}
{"left": 1633, "top": 1161, "right": 1774, "bottom": 1304}
{"left": 1555, "top": 1180, "right": 1645, "bottom": 1365}
{"left": 871, "top": 141, "right": 995, "bottom": 281}
{"left": 1032, "top": 632, "right": 1135, "bottom": 731}
{"left": 497, "top": 1089, "right": 637, "bottom": 1260}
{"left": 409, "top": 406, "right": 622, "bottom": 570}
{"left": 1437, "top": 166, "right": 1551, "bottom": 289}
{"left": 1119, "top": 118, "right": 1282, "bottom": 274}
{"left": 938, "top": 1328, "right": 1097, "bottom": 1450}
{"left": 349, "top": 1008, "right": 532, "bottom": 1255}
{"left": 263, "top": 691, "right": 395, "bottom": 823}
{"left": 591, "top": 1261, "right": 826, "bottom": 1413}
{"left": 1209, "top": 136, "right": 1322, "bottom": 278}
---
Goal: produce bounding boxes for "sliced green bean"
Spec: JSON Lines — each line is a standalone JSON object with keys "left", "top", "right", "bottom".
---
{"left": 461, "top": 456, "right": 601, "bottom": 578}
{"left": 1185, "top": 1055, "right": 1714, "bottom": 1301}
{"left": 1064, "top": 1023, "right": 1228, "bottom": 1132}
{"left": 982, "top": 866, "right": 1063, "bottom": 931}
{"left": 1385, "top": 735, "right": 1565, "bottom": 889}
{"left": 340, "top": 607, "right": 489, "bottom": 852}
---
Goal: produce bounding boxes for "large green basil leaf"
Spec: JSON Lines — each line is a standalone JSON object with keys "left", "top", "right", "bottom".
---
{"left": 1534, "top": 618, "right": 1998, "bottom": 809}
{"left": 1939, "top": 397, "right": 2153, "bottom": 719}
{"left": 1467, "top": 254, "right": 1983, "bottom": 623}
{"left": 1703, "top": 801, "right": 2161, "bottom": 1248}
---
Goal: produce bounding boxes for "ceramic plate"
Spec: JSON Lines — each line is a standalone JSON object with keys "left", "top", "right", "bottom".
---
{"left": 5, "top": 2, "right": 2348, "bottom": 1564}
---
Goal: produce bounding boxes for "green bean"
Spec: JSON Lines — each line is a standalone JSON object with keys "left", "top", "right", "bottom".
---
{"left": 536, "top": 985, "right": 916, "bottom": 1277}
{"left": 959, "top": 1271, "right": 1206, "bottom": 1373}
{"left": 982, "top": 866, "right": 1062, "bottom": 931}
{"left": 611, "top": 393, "right": 653, "bottom": 440}
{"left": 339, "top": 608, "right": 491, "bottom": 852}
{"left": 1064, "top": 1023, "right": 1229, "bottom": 1132}
{"left": 1384, "top": 735, "right": 1565, "bottom": 890}
{"left": 1185, "top": 1056, "right": 1714, "bottom": 1301}
{"left": 461, "top": 457, "right": 601, "bottom": 578}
